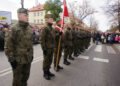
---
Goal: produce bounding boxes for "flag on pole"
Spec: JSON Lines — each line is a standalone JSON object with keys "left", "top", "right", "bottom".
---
{"left": 55, "top": 0, "right": 69, "bottom": 69}
{"left": 61, "top": 0, "right": 69, "bottom": 28}
{"left": 56, "top": 25, "right": 64, "bottom": 34}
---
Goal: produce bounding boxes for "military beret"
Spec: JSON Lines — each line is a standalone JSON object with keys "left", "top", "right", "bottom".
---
{"left": 17, "top": 8, "right": 28, "bottom": 15}
{"left": 45, "top": 14, "right": 53, "bottom": 18}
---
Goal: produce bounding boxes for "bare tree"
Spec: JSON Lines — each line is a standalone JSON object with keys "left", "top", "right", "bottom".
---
{"left": 89, "top": 15, "right": 98, "bottom": 30}
{"left": 68, "top": 2, "right": 76, "bottom": 20}
{"left": 105, "top": 0, "right": 120, "bottom": 31}
{"left": 77, "top": 0, "right": 96, "bottom": 21}
{"left": 68, "top": 0, "right": 96, "bottom": 21}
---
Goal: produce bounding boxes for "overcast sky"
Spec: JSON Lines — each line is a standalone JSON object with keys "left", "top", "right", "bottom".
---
{"left": 0, "top": 0, "right": 110, "bottom": 32}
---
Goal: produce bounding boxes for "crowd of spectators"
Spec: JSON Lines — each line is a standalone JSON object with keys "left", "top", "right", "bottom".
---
{"left": 92, "top": 32, "right": 120, "bottom": 45}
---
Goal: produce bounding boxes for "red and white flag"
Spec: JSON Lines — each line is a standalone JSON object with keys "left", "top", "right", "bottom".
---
{"left": 56, "top": 25, "right": 64, "bottom": 34}
{"left": 61, "top": 0, "right": 69, "bottom": 29}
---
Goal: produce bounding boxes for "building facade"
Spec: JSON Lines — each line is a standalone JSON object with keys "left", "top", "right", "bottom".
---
{"left": 29, "top": 5, "right": 45, "bottom": 26}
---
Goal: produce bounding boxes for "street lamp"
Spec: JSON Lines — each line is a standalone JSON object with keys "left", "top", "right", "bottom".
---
{"left": 21, "top": 0, "right": 24, "bottom": 8}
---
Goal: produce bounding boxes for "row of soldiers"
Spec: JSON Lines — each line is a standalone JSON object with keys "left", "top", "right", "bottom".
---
{"left": 4, "top": 8, "right": 91, "bottom": 86}
{"left": 40, "top": 14, "right": 91, "bottom": 80}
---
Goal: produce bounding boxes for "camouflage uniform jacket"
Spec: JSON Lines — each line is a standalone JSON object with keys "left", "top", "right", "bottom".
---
{"left": 4, "top": 21, "right": 33, "bottom": 64}
{"left": 64, "top": 28, "right": 73, "bottom": 47}
{"left": 40, "top": 23, "right": 55, "bottom": 50}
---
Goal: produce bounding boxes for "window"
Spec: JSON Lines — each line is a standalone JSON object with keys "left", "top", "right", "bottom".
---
{"left": 39, "top": 19, "right": 44, "bottom": 24}
{"left": 37, "top": 12, "right": 39, "bottom": 16}
{"left": 41, "top": 12, "right": 43, "bottom": 16}
{"left": 41, "top": 19, "right": 43, "bottom": 23}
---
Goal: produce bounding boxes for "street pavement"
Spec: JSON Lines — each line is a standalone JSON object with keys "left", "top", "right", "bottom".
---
{"left": 0, "top": 43, "right": 120, "bottom": 86}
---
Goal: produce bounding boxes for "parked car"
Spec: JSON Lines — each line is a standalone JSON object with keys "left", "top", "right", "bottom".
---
{"left": 0, "top": 27, "right": 5, "bottom": 51}
{"left": 33, "top": 31, "right": 40, "bottom": 44}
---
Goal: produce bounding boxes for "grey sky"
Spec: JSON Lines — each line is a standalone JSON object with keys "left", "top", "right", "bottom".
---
{"left": 0, "top": 0, "right": 110, "bottom": 32}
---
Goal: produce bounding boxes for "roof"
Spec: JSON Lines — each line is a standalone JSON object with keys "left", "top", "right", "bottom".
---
{"left": 0, "top": 11, "right": 11, "bottom": 13}
{"left": 29, "top": 4, "right": 44, "bottom": 12}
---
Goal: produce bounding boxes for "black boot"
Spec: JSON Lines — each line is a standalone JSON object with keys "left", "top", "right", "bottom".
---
{"left": 48, "top": 71, "right": 55, "bottom": 77}
{"left": 54, "top": 66, "right": 60, "bottom": 72}
{"left": 69, "top": 56, "right": 74, "bottom": 60}
{"left": 58, "top": 65, "right": 63, "bottom": 70}
{"left": 80, "top": 49, "right": 84, "bottom": 52}
{"left": 85, "top": 46, "right": 88, "bottom": 49}
{"left": 74, "top": 53, "right": 78, "bottom": 57}
{"left": 78, "top": 50, "right": 81, "bottom": 54}
{"left": 54, "top": 65, "right": 63, "bottom": 72}
{"left": 64, "top": 59, "right": 71, "bottom": 65}
{"left": 76, "top": 52, "right": 79, "bottom": 57}
{"left": 43, "top": 71, "right": 51, "bottom": 80}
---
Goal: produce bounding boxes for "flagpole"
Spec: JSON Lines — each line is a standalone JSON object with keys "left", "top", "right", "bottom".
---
{"left": 56, "top": 0, "right": 65, "bottom": 70}
{"left": 56, "top": 35, "right": 62, "bottom": 69}
{"left": 56, "top": 0, "right": 68, "bottom": 70}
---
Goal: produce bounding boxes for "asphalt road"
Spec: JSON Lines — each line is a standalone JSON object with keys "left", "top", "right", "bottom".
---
{"left": 0, "top": 43, "right": 120, "bottom": 86}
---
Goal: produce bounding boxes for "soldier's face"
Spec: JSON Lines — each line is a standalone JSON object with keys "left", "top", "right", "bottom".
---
{"left": 46, "top": 18, "right": 53, "bottom": 24}
{"left": 18, "top": 13, "right": 28, "bottom": 23}
{"left": 57, "top": 21, "right": 62, "bottom": 26}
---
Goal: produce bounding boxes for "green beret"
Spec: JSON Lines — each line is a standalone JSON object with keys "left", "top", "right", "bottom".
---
{"left": 45, "top": 14, "right": 53, "bottom": 18}
{"left": 17, "top": 8, "right": 28, "bottom": 15}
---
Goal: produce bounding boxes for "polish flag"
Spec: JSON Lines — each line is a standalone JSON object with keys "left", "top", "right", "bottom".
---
{"left": 61, "top": 0, "right": 69, "bottom": 29}
{"left": 56, "top": 25, "right": 64, "bottom": 34}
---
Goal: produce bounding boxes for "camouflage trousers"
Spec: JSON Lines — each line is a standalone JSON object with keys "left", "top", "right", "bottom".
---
{"left": 64, "top": 46, "right": 72, "bottom": 59}
{"left": 54, "top": 48, "right": 62, "bottom": 67}
{"left": 74, "top": 42, "right": 78, "bottom": 54}
{"left": 69, "top": 46, "right": 73, "bottom": 56}
{"left": 43, "top": 49, "right": 54, "bottom": 72}
{"left": 11, "top": 63, "right": 31, "bottom": 86}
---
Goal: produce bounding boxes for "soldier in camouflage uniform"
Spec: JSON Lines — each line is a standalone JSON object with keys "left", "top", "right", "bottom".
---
{"left": 53, "top": 19, "right": 63, "bottom": 71}
{"left": 77, "top": 28, "right": 83, "bottom": 55}
{"left": 67, "top": 25, "right": 75, "bottom": 60}
{"left": 73, "top": 25, "right": 79, "bottom": 57}
{"left": 40, "top": 14, "right": 55, "bottom": 80}
{"left": 71, "top": 23, "right": 77, "bottom": 57}
{"left": 63, "top": 24, "right": 73, "bottom": 65}
{"left": 4, "top": 8, "right": 33, "bottom": 86}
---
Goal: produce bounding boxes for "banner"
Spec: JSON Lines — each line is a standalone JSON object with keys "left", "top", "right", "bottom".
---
{"left": 0, "top": 17, "right": 7, "bottom": 20}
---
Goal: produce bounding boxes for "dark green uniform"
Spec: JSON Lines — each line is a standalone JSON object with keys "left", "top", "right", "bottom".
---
{"left": 4, "top": 21, "right": 33, "bottom": 86}
{"left": 53, "top": 28, "right": 63, "bottom": 68}
{"left": 40, "top": 23, "right": 54, "bottom": 72}
{"left": 63, "top": 28, "right": 72, "bottom": 65}
{"left": 71, "top": 28, "right": 77, "bottom": 56}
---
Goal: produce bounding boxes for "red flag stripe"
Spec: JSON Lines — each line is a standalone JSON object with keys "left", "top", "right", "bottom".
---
{"left": 61, "top": 0, "right": 69, "bottom": 28}
{"left": 56, "top": 26, "right": 64, "bottom": 34}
